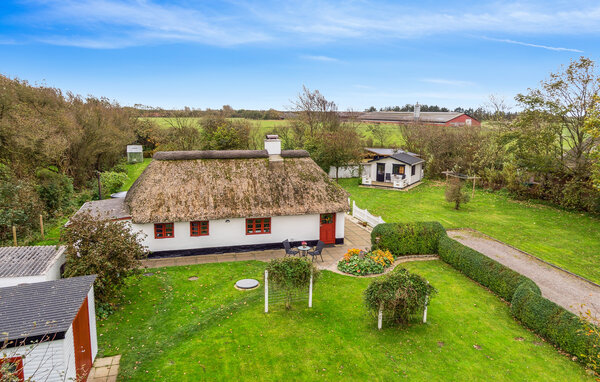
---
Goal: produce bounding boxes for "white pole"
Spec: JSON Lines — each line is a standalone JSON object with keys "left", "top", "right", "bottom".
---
{"left": 308, "top": 270, "right": 313, "bottom": 308}
{"left": 378, "top": 303, "right": 383, "bottom": 330}
{"left": 264, "top": 270, "right": 269, "bottom": 313}
{"left": 423, "top": 281, "right": 429, "bottom": 323}
{"left": 352, "top": 200, "right": 356, "bottom": 216}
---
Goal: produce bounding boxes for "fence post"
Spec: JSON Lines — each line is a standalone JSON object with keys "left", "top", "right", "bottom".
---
{"left": 423, "top": 281, "right": 429, "bottom": 324}
{"left": 12, "top": 226, "right": 17, "bottom": 246}
{"left": 264, "top": 270, "right": 269, "bottom": 313}
{"left": 378, "top": 303, "right": 383, "bottom": 330}
{"left": 40, "top": 214, "right": 45, "bottom": 240}
{"left": 352, "top": 200, "right": 356, "bottom": 216}
{"left": 308, "top": 270, "right": 313, "bottom": 308}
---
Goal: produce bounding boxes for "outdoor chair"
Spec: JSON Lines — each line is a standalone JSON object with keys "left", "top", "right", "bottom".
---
{"left": 283, "top": 239, "right": 299, "bottom": 257}
{"left": 307, "top": 240, "right": 325, "bottom": 262}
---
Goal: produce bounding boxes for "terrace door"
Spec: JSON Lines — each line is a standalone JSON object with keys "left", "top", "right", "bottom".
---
{"left": 319, "top": 213, "right": 336, "bottom": 244}
{"left": 376, "top": 163, "right": 385, "bottom": 182}
{"left": 73, "top": 297, "right": 93, "bottom": 380}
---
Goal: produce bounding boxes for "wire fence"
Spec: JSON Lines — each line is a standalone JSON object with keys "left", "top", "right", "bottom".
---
{"left": 264, "top": 269, "right": 313, "bottom": 312}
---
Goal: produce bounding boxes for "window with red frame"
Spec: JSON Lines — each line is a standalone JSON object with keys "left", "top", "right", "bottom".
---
{"left": 0, "top": 356, "right": 25, "bottom": 381}
{"left": 246, "top": 218, "right": 271, "bottom": 235}
{"left": 190, "top": 221, "right": 209, "bottom": 236}
{"left": 154, "top": 223, "right": 174, "bottom": 239}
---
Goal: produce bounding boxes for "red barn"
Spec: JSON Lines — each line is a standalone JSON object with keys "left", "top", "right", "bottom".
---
{"left": 359, "top": 109, "right": 481, "bottom": 127}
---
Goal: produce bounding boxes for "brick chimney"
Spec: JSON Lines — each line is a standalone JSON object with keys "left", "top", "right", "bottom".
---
{"left": 414, "top": 102, "right": 421, "bottom": 120}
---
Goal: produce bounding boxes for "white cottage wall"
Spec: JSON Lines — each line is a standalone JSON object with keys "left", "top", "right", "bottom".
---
{"left": 135, "top": 214, "right": 327, "bottom": 253}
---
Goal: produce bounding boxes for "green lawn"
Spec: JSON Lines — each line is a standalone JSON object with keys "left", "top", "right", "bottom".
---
{"left": 120, "top": 158, "right": 152, "bottom": 191}
{"left": 340, "top": 179, "right": 600, "bottom": 283}
{"left": 97, "top": 260, "right": 592, "bottom": 381}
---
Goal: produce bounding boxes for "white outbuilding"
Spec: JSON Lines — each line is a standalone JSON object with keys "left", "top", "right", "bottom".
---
{"left": 0, "top": 246, "right": 66, "bottom": 288}
{"left": 0, "top": 275, "right": 98, "bottom": 382}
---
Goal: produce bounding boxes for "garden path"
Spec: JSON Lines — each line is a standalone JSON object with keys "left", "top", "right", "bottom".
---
{"left": 448, "top": 229, "right": 600, "bottom": 318}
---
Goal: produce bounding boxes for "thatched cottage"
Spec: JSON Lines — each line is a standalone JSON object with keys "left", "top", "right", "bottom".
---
{"left": 78, "top": 137, "right": 349, "bottom": 257}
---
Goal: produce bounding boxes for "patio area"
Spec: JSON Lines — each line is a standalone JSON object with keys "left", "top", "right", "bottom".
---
{"left": 141, "top": 215, "right": 372, "bottom": 271}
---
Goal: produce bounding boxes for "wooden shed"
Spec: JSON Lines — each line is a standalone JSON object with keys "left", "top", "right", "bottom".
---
{"left": 0, "top": 275, "right": 98, "bottom": 381}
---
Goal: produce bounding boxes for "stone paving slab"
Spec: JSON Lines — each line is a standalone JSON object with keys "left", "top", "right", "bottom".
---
{"left": 87, "top": 355, "right": 120, "bottom": 382}
{"left": 141, "top": 215, "right": 373, "bottom": 271}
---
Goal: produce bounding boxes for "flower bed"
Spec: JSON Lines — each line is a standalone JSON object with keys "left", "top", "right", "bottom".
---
{"left": 337, "top": 248, "right": 394, "bottom": 276}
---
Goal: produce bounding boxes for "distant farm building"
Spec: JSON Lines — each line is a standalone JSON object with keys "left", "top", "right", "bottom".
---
{"left": 358, "top": 104, "right": 480, "bottom": 127}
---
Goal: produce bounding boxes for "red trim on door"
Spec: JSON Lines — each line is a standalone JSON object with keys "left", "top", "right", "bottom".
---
{"left": 319, "top": 213, "right": 336, "bottom": 244}
{"left": 0, "top": 356, "right": 25, "bottom": 381}
{"left": 73, "top": 296, "right": 93, "bottom": 380}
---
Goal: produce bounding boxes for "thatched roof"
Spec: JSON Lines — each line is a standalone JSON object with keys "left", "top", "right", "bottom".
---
{"left": 125, "top": 151, "right": 348, "bottom": 223}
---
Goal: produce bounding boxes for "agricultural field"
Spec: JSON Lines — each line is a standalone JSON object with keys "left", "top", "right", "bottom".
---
{"left": 145, "top": 117, "right": 405, "bottom": 147}
{"left": 97, "top": 260, "right": 592, "bottom": 381}
{"left": 340, "top": 179, "right": 600, "bottom": 284}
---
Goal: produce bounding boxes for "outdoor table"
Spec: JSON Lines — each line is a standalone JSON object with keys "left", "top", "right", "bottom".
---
{"left": 297, "top": 245, "right": 311, "bottom": 257}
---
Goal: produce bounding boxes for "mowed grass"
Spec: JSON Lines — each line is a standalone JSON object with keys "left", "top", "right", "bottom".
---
{"left": 120, "top": 158, "right": 152, "bottom": 191}
{"left": 97, "top": 260, "right": 592, "bottom": 381}
{"left": 340, "top": 179, "right": 600, "bottom": 283}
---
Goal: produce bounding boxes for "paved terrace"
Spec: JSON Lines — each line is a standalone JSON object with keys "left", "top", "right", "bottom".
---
{"left": 141, "top": 215, "right": 373, "bottom": 271}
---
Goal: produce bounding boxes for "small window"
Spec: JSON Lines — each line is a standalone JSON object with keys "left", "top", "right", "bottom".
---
{"left": 411, "top": 165, "right": 416, "bottom": 176}
{"left": 0, "top": 357, "right": 25, "bottom": 381}
{"left": 392, "top": 164, "right": 404, "bottom": 175}
{"left": 190, "top": 221, "right": 209, "bottom": 236}
{"left": 154, "top": 223, "right": 174, "bottom": 239}
{"left": 246, "top": 218, "right": 271, "bottom": 235}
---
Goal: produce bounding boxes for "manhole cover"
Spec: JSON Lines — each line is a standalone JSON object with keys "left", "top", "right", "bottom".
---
{"left": 143, "top": 272, "right": 154, "bottom": 277}
{"left": 188, "top": 276, "right": 198, "bottom": 281}
{"left": 235, "top": 279, "right": 259, "bottom": 290}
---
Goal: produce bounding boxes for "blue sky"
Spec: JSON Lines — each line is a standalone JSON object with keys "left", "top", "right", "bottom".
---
{"left": 0, "top": 0, "right": 599, "bottom": 110}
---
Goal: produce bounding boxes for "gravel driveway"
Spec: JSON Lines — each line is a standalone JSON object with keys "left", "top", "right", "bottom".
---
{"left": 448, "top": 229, "right": 600, "bottom": 319}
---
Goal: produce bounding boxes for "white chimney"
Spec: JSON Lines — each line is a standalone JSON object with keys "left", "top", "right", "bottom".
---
{"left": 414, "top": 102, "right": 421, "bottom": 119}
{"left": 264, "top": 135, "right": 281, "bottom": 155}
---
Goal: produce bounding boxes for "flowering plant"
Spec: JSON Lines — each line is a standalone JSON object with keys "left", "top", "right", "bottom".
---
{"left": 301, "top": 241, "right": 307, "bottom": 246}
{"left": 338, "top": 248, "right": 395, "bottom": 276}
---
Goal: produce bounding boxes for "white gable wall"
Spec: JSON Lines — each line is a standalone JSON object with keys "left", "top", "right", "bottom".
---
{"left": 133, "top": 213, "right": 346, "bottom": 253}
{"left": 7, "top": 338, "right": 69, "bottom": 382}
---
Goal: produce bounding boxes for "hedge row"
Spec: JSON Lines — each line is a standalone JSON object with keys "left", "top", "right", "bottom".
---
{"left": 372, "top": 221, "right": 598, "bottom": 365}
{"left": 437, "top": 235, "right": 540, "bottom": 301}
{"left": 371, "top": 222, "right": 446, "bottom": 256}
{"left": 511, "top": 282, "right": 595, "bottom": 359}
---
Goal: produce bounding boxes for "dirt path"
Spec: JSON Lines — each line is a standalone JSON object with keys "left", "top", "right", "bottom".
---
{"left": 448, "top": 229, "right": 600, "bottom": 318}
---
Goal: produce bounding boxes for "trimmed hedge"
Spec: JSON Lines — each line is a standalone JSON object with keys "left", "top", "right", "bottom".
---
{"left": 371, "top": 222, "right": 446, "bottom": 256}
{"left": 511, "top": 282, "right": 594, "bottom": 360}
{"left": 371, "top": 221, "right": 599, "bottom": 366}
{"left": 437, "top": 235, "right": 540, "bottom": 301}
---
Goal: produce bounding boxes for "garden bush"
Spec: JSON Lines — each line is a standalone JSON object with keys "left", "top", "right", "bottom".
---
{"left": 266, "top": 257, "right": 319, "bottom": 309}
{"left": 371, "top": 222, "right": 446, "bottom": 256}
{"left": 364, "top": 268, "right": 436, "bottom": 324}
{"left": 35, "top": 168, "right": 74, "bottom": 214}
{"left": 437, "top": 235, "right": 539, "bottom": 301}
{"left": 337, "top": 248, "right": 394, "bottom": 276}
{"left": 510, "top": 281, "right": 595, "bottom": 362}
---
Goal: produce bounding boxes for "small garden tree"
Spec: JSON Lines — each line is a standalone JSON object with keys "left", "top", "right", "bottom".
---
{"left": 265, "top": 257, "right": 319, "bottom": 310}
{"left": 61, "top": 211, "right": 148, "bottom": 307}
{"left": 445, "top": 177, "right": 470, "bottom": 210}
{"left": 364, "top": 268, "right": 436, "bottom": 326}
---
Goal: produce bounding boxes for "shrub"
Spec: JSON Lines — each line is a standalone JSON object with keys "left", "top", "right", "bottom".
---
{"left": 62, "top": 210, "right": 148, "bottom": 306}
{"left": 445, "top": 177, "right": 470, "bottom": 210}
{"left": 371, "top": 222, "right": 446, "bottom": 256}
{"left": 266, "top": 257, "right": 319, "bottom": 309}
{"left": 90, "top": 171, "right": 128, "bottom": 199}
{"left": 438, "top": 235, "right": 538, "bottom": 301}
{"left": 35, "top": 168, "right": 74, "bottom": 214}
{"left": 364, "top": 268, "right": 436, "bottom": 324}
{"left": 510, "top": 282, "right": 595, "bottom": 361}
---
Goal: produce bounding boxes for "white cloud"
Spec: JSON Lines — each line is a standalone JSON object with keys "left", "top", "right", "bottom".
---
{"left": 483, "top": 37, "right": 583, "bottom": 52}
{"left": 300, "top": 55, "right": 339, "bottom": 62}
{"left": 8, "top": 0, "right": 600, "bottom": 48}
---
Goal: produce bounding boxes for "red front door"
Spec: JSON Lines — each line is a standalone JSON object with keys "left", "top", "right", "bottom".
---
{"left": 73, "top": 296, "right": 93, "bottom": 380}
{"left": 319, "top": 213, "right": 336, "bottom": 244}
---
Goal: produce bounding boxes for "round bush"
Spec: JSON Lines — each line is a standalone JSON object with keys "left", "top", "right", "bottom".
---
{"left": 364, "top": 268, "right": 436, "bottom": 324}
